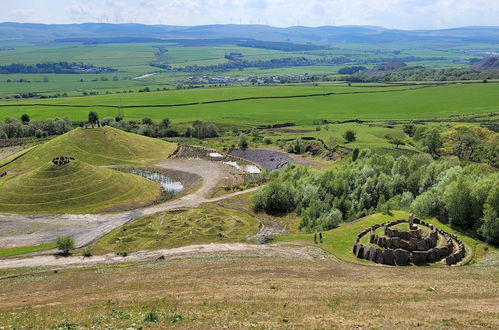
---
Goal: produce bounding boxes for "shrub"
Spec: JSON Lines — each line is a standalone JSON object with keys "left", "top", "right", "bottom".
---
{"left": 253, "top": 181, "right": 296, "bottom": 215}
{"left": 88, "top": 111, "right": 99, "bottom": 124}
{"left": 56, "top": 235, "right": 76, "bottom": 255}
{"left": 144, "top": 310, "right": 159, "bottom": 323}
{"left": 238, "top": 134, "right": 248, "bottom": 149}
{"left": 82, "top": 247, "right": 92, "bottom": 257}
{"left": 343, "top": 130, "right": 357, "bottom": 143}
{"left": 263, "top": 137, "right": 272, "bottom": 145}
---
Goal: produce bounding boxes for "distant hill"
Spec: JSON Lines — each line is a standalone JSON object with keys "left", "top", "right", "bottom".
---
{"left": 472, "top": 57, "right": 499, "bottom": 70}
{"left": 1, "top": 22, "right": 499, "bottom": 46}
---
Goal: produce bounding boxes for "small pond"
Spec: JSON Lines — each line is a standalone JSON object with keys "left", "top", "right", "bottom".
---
{"left": 119, "top": 168, "right": 183, "bottom": 195}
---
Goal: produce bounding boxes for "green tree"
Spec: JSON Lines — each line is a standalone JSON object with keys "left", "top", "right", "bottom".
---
{"left": 479, "top": 185, "right": 499, "bottom": 245}
{"left": 238, "top": 134, "right": 248, "bottom": 149}
{"left": 160, "top": 118, "right": 171, "bottom": 128}
{"left": 423, "top": 128, "right": 443, "bottom": 157}
{"left": 444, "top": 178, "right": 474, "bottom": 228}
{"left": 403, "top": 124, "right": 416, "bottom": 137}
{"left": 343, "top": 130, "right": 357, "bottom": 143}
{"left": 88, "top": 111, "right": 99, "bottom": 125}
{"left": 389, "top": 138, "right": 405, "bottom": 148}
{"left": 20, "top": 113, "right": 30, "bottom": 124}
{"left": 253, "top": 181, "right": 296, "bottom": 215}
{"left": 56, "top": 235, "right": 76, "bottom": 255}
{"left": 142, "top": 117, "right": 153, "bottom": 125}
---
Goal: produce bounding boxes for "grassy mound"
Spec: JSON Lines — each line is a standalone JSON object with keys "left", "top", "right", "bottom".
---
{"left": 92, "top": 204, "right": 259, "bottom": 254}
{"left": 0, "top": 160, "right": 161, "bottom": 214}
{"left": 4, "top": 126, "right": 177, "bottom": 171}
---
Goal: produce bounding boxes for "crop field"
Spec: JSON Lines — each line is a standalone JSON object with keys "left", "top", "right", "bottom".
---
{"left": 0, "top": 83, "right": 497, "bottom": 127}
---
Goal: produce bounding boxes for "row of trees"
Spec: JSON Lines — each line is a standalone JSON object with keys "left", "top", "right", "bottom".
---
{"left": 345, "top": 67, "right": 499, "bottom": 82}
{"left": 97, "top": 112, "right": 220, "bottom": 140}
{"left": 253, "top": 152, "right": 498, "bottom": 244}
{"left": 0, "top": 115, "right": 72, "bottom": 139}
{"left": 411, "top": 124, "right": 498, "bottom": 167}
{"left": 151, "top": 56, "right": 352, "bottom": 72}
{"left": 0, "top": 62, "right": 116, "bottom": 74}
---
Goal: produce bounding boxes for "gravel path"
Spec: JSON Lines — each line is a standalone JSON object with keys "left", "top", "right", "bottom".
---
{"left": 0, "top": 158, "right": 251, "bottom": 249}
{"left": 0, "top": 243, "right": 328, "bottom": 270}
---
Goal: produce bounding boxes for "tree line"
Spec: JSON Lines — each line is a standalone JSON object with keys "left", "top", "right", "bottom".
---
{"left": 150, "top": 56, "right": 352, "bottom": 72}
{"left": 0, "top": 62, "right": 117, "bottom": 74}
{"left": 253, "top": 151, "right": 498, "bottom": 245}
{"left": 345, "top": 67, "right": 499, "bottom": 82}
{"left": 0, "top": 115, "right": 71, "bottom": 139}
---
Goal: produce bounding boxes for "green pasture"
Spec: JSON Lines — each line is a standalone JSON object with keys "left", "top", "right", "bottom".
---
{"left": 0, "top": 243, "right": 57, "bottom": 257}
{"left": 0, "top": 83, "right": 496, "bottom": 127}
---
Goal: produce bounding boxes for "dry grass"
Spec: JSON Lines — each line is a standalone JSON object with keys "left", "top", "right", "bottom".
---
{"left": 0, "top": 256, "right": 497, "bottom": 328}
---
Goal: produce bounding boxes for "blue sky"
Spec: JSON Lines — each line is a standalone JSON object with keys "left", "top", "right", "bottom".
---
{"left": 2, "top": 0, "right": 499, "bottom": 29}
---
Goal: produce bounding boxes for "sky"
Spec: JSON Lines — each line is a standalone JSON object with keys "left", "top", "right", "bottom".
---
{"left": 2, "top": 0, "right": 499, "bottom": 30}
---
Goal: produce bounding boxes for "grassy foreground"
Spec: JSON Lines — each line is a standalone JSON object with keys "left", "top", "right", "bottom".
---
{"left": 0, "top": 256, "right": 497, "bottom": 328}
{"left": 3, "top": 126, "right": 177, "bottom": 172}
{"left": 0, "top": 160, "right": 161, "bottom": 214}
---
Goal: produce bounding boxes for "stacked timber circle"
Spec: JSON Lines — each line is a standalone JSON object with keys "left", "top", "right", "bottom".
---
{"left": 353, "top": 217, "right": 466, "bottom": 266}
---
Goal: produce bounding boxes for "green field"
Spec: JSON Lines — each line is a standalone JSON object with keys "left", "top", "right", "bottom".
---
{"left": 0, "top": 83, "right": 497, "bottom": 127}
{"left": 0, "top": 159, "right": 161, "bottom": 214}
{"left": 0, "top": 40, "right": 481, "bottom": 98}
{"left": 93, "top": 204, "right": 259, "bottom": 254}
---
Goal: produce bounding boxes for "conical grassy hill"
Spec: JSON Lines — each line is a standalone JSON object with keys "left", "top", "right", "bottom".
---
{"left": 0, "top": 160, "right": 161, "bottom": 214}
{"left": 4, "top": 126, "right": 177, "bottom": 172}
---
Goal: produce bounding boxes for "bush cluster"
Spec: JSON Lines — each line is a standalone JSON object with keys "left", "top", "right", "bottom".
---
{"left": 0, "top": 115, "right": 72, "bottom": 139}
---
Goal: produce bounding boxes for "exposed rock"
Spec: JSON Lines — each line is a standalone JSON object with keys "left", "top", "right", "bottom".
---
{"left": 356, "top": 244, "right": 365, "bottom": 259}
{"left": 412, "top": 251, "right": 428, "bottom": 265}
{"left": 394, "top": 249, "right": 411, "bottom": 265}
{"left": 382, "top": 249, "right": 395, "bottom": 265}
{"left": 375, "top": 250, "right": 384, "bottom": 264}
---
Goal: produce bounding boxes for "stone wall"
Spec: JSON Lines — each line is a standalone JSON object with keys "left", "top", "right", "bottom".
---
{"left": 353, "top": 218, "right": 465, "bottom": 266}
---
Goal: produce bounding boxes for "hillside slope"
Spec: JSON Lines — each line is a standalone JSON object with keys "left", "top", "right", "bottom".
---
{"left": 0, "top": 159, "right": 161, "bottom": 214}
{"left": 4, "top": 126, "right": 177, "bottom": 171}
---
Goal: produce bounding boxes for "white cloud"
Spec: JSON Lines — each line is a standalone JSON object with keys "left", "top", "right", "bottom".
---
{"left": 1, "top": 0, "right": 498, "bottom": 29}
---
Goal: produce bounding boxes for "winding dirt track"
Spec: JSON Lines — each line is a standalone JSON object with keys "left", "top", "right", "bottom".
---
{"left": 0, "top": 158, "right": 255, "bottom": 249}
{"left": 0, "top": 243, "right": 329, "bottom": 270}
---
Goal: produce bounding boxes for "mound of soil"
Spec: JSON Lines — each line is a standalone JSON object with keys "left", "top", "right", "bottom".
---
{"left": 472, "top": 57, "right": 499, "bottom": 70}
{"left": 230, "top": 149, "right": 294, "bottom": 170}
{"left": 366, "top": 62, "right": 407, "bottom": 76}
